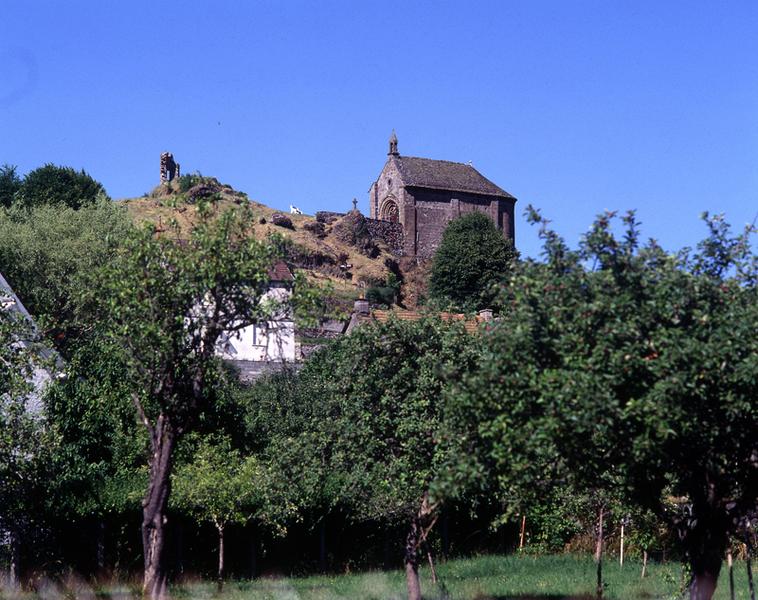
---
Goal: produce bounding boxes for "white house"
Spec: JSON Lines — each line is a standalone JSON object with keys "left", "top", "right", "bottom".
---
{"left": 0, "top": 272, "right": 63, "bottom": 414}
{"left": 214, "top": 261, "right": 297, "bottom": 381}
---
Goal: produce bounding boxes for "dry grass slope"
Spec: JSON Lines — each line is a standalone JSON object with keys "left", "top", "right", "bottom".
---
{"left": 118, "top": 177, "right": 410, "bottom": 308}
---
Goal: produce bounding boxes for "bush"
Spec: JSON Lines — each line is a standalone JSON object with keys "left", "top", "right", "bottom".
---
{"left": 365, "top": 286, "right": 395, "bottom": 307}
{"left": 15, "top": 164, "right": 108, "bottom": 209}
{"left": 271, "top": 212, "right": 294, "bottom": 229}
{"left": 428, "top": 212, "right": 516, "bottom": 310}
{"left": 176, "top": 173, "right": 204, "bottom": 193}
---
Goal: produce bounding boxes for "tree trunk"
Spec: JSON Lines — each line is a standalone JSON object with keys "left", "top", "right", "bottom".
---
{"left": 250, "top": 531, "right": 257, "bottom": 579}
{"left": 641, "top": 550, "right": 648, "bottom": 579}
{"left": 595, "top": 505, "right": 604, "bottom": 599}
{"left": 727, "top": 548, "right": 735, "bottom": 600}
{"left": 96, "top": 519, "right": 106, "bottom": 573}
{"left": 746, "top": 537, "right": 755, "bottom": 600}
{"left": 441, "top": 510, "right": 450, "bottom": 557}
{"left": 319, "top": 520, "right": 327, "bottom": 572}
{"left": 427, "top": 546, "right": 438, "bottom": 584}
{"left": 685, "top": 499, "right": 728, "bottom": 600}
{"left": 8, "top": 528, "right": 20, "bottom": 590}
{"left": 141, "top": 416, "right": 175, "bottom": 600}
{"left": 217, "top": 523, "right": 225, "bottom": 591}
{"left": 404, "top": 516, "right": 422, "bottom": 600}
{"left": 690, "top": 571, "right": 719, "bottom": 600}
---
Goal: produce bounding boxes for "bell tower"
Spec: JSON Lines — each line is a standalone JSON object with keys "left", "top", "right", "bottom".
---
{"left": 388, "top": 130, "right": 399, "bottom": 156}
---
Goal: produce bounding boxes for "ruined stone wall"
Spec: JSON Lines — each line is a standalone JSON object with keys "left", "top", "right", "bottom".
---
{"left": 365, "top": 218, "right": 404, "bottom": 255}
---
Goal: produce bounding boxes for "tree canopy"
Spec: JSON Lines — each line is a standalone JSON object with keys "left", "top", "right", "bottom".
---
{"left": 14, "top": 164, "right": 108, "bottom": 209}
{"left": 276, "top": 317, "right": 479, "bottom": 600}
{"left": 0, "top": 200, "right": 131, "bottom": 352}
{"left": 0, "top": 164, "right": 21, "bottom": 208}
{"left": 428, "top": 212, "right": 516, "bottom": 310}
{"left": 452, "top": 208, "right": 758, "bottom": 600}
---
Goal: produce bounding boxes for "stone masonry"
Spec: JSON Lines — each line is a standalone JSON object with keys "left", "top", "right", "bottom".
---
{"left": 160, "top": 152, "right": 180, "bottom": 183}
{"left": 368, "top": 132, "right": 516, "bottom": 258}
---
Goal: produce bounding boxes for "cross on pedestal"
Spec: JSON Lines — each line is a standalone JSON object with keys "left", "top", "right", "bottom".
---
{"left": 352, "top": 198, "right": 358, "bottom": 211}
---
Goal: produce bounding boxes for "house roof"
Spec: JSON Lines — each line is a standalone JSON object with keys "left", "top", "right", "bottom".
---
{"left": 350, "top": 308, "right": 488, "bottom": 334}
{"left": 268, "top": 260, "right": 294, "bottom": 283}
{"left": 392, "top": 156, "right": 515, "bottom": 199}
{"left": 1, "top": 271, "right": 63, "bottom": 414}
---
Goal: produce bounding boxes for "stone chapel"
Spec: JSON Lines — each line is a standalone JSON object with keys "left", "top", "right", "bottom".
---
{"left": 369, "top": 132, "right": 517, "bottom": 258}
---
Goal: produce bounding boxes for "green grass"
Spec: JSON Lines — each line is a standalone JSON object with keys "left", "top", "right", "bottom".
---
{"left": 7, "top": 554, "right": 756, "bottom": 599}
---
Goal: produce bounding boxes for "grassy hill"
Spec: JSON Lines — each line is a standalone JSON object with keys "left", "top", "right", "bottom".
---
{"left": 119, "top": 175, "right": 428, "bottom": 309}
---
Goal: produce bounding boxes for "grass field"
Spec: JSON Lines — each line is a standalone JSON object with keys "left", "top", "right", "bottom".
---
{"left": 7, "top": 554, "right": 756, "bottom": 599}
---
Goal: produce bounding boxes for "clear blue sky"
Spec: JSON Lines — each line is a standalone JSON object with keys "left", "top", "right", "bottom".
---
{"left": 2, "top": 1, "right": 757, "bottom": 258}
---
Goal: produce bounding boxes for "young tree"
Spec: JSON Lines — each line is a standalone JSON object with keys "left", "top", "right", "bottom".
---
{"left": 286, "top": 318, "right": 479, "bottom": 600}
{"left": 172, "top": 436, "right": 289, "bottom": 586}
{"left": 90, "top": 205, "right": 301, "bottom": 599}
{"left": 15, "top": 163, "right": 107, "bottom": 209}
{"left": 428, "top": 212, "right": 516, "bottom": 310}
{"left": 453, "top": 208, "right": 758, "bottom": 600}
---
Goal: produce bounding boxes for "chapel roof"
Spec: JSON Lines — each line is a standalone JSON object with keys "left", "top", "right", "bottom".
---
{"left": 392, "top": 155, "right": 515, "bottom": 199}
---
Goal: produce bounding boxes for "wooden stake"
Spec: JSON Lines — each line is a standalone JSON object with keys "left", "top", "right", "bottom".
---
{"left": 619, "top": 523, "right": 625, "bottom": 568}
{"left": 427, "top": 548, "right": 438, "bottom": 584}
{"left": 746, "top": 537, "right": 755, "bottom": 600}
{"left": 519, "top": 515, "right": 526, "bottom": 550}
{"left": 595, "top": 505, "right": 604, "bottom": 599}
{"left": 727, "top": 547, "right": 735, "bottom": 600}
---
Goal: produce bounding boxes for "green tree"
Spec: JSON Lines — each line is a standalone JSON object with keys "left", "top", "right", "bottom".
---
{"left": 453, "top": 208, "right": 757, "bottom": 600}
{"left": 0, "top": 297, "right": 49, "bottom": 588}
{"left": 15, "top": 163, "right": 107, "bottom": 209}
{"left": 286, "top": 318, "right": 478, "bottom": 600}
{"left": 44, "top": 333, "right": 147, "bottom": 569}
{"left": 172, "top": 436, "right": 290, "bottom": 585}
{"left": 428, "top": 212, "right": 516, "bottom": 310}
{"left": 0, "top": 164, "right": 21, "bottom": 208}
{"left": 89, "top": 204, "right": 305, "bottom": 599}
{"left": 0, "top": 200, "right": 131, "bottom": 351}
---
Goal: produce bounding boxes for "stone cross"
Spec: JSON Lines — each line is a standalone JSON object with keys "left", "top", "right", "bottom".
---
{"left": 352, "top": 198, "right": 358, "bottom": 211}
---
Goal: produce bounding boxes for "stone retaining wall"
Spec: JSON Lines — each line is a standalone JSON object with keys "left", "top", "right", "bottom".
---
{"left": 365, "top": 219, "right": 404, "bottom": 255}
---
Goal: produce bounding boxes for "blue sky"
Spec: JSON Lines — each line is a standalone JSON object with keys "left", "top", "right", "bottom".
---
{"left": 2, "top": 1, "right": 757, "bottom": 258}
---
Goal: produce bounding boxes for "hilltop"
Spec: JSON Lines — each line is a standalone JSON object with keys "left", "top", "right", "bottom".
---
{"left": 119, "top": 175, "right": 429, "bottom": 309}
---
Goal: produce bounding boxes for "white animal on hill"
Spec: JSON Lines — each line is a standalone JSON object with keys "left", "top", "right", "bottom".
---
{"left": 290, "top": 205, "right": 303, "bottom": 215}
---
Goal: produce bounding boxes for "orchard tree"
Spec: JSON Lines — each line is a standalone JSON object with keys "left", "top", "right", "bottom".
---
{"left": 452, "top": 208, "right": 758, "bottom": 600}
{"left": 44, "top": 333, "right": 147, "bottom": 571}
{"left": 15, "top": 163, "right": 107, "bottom": 209}
{"left": 428, "top": 212, "right": 516, "bottom": 310}
{"left": 288, "top": 317, "right": 479, "bottom": 600}
{"left": 0, "top": 200, "right": 131, "bottom": 351}
{"left": 89, "top": 203, "right": 315, "bottom": 600}
{"left": 172, "top": 436, "right": 290, "bottom": 585}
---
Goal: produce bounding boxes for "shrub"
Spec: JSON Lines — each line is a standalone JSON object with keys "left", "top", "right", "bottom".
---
{"left": 271, "top": 213, "right": 294, "bottom": 229}
{"left": 15, "top": 164, "right": 108, "bottom": 209}
{"left": 428, "top": 212, "right": 516, "bottom": 310}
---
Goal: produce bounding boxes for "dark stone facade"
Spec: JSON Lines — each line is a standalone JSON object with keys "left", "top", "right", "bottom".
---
{"left": 368, "top": 134, "right": 517, "bottom": 258}
{"left": 364, "top": 218, "right": 404, "bottom": 255}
